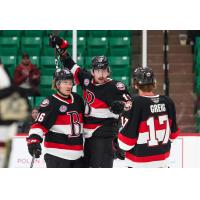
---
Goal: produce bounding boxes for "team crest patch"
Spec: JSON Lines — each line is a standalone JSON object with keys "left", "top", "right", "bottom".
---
{"left": 124, "top": 101, "right": 132, "bottom": 111}
{"left": 40, "top": 99, "right": 49, "bottom": 107}
{"left": 84, "top": 79, "right": 90, "bottom": 86}
{"left": 59, "top": 105, "right": 67, "bottom": 112}
{"left": 116, "top": 82, "right": 125, "bottom": 90}
{"left": 151, "top": 97, "right": 159, "bottom": 104}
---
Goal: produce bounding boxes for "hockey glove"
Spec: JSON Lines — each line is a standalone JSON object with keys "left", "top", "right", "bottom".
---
{"left": 112, "top": 136, "right": 125, "bottom": 160}
{"left": 110, "top": 101, "right": 125, "bottom": 115}
{"left": 26, "top": 134, "right": 43, "bottom": 158}
{"left": 49, "top": 34, "right": 69, "bottom": 55}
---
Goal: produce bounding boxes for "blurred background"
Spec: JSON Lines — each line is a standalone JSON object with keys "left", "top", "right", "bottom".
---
{"left": 0, "top": 30, "right": 199, "bottom": 134}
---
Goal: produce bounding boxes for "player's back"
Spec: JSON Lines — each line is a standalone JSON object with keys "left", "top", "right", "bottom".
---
{"left": 119, "top": 94, "right": 179, "bottom": 168}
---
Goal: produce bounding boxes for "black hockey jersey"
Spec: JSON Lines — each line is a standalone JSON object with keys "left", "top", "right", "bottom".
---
{"left": 29, "top": 93, "right": 84, "bottom": 160}
{"left": 118, "top": 95, "right": 180, "bottom": 167}
{"left": 69, "top": 64, "right": 131, "bottom": 138}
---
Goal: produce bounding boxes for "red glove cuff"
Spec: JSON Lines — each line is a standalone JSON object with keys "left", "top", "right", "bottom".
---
{"left": 60, "top": 40, "right": 69, "bottom": 49}
{"left": 26, "top": 138, "right": 41, "bottom": 144}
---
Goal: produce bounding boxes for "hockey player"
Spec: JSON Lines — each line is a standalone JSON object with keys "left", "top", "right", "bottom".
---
{"left": 26, "top": 68, "right": 85, "bottom": 168}
{"left": 118, "top": 67, "right": 180, "bottom": 168}
{"left": 49, "top": 35, "right": 131, "bottom": 168}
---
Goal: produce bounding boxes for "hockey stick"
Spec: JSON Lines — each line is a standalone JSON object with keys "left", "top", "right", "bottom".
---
{"left": 52, "top": 30, "right": 61, "bottom": 69}
{"left": 30, "top": 152, "right": 36, "bottom": 168}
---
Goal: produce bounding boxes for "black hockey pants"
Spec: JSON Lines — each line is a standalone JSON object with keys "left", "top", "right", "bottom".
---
{"left": 44, "top": 154, "right": 84, "bottom": 168}
{"left": 83, "top": 137, "right": 114, "bottom": 168}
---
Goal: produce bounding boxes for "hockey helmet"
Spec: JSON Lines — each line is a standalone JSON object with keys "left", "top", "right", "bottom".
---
{"left": 134, "top": 67, "right": 155, "bottom": 85}
{"left": 91, "top": 56, "right": 110, "bottom": 71}
{"left": 133, "top": 66, "right": 143, "bottom": 81}
{"left": 53, "top": 68, "right": 74, "bottom": 83}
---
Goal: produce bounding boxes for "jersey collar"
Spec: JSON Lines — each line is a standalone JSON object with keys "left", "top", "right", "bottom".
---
{"left": 53, "top": 93, "right": 74, "bottom": 104}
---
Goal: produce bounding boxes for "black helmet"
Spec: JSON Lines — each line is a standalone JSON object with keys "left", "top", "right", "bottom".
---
{"left": 133, "top": 66, "right": 143, "bottom": 81}
{"left": 53, "top": 68, "right": 74, "bottom": 83}
{"left": 91, "top": 56, "right": 109, "bottom": 71}
{"left": 134, "top": 67, "right": 155, "bottom": 85}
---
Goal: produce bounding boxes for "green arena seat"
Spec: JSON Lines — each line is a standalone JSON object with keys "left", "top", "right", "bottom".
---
{"left": 112, "top": 67, "right": 130, "bottom": 76}
{"left": 42, "top": 48, "right": 55, "bottom": 56}
{"left": 109, "top": 37, "right": 131, "bottom": 56}
{"left": 21, "top": 37, "right": 42, "bottom": 48}
{"left": 43, "top": 37, "right": 49, "bottom": 47}
{"left": 88, "top": 30, "right": 108, "bottom": 38}
{"left": 0, "top": 37, "right": 20, "bottom": 48}
{"left": 77, "top": 56, "right": 85, "bottom": 66}
{"left": 21, "top": 37, "right": 42, "bottom": 56}
{"left": 195, "top": 76, "right": 200, "bottom": 93}
{"left": 20, "top": 47, "right": 41, "bottom": 56}
{"left": 87, "top": 37, "right": 108, "bottom": 56}
{"left": 109, "top": 56, "right": 130, "bottom": 69}
{"left": 42, "top": 37, "right": 55, "bottom": 55}
{"left": 40, "top": 75, "right": 53, "bottom": 87}
{"left": 1, "top": 56, "right": 17, "bottom": 67}
{"left": 194, "top": 37, "right": 200, "bottom": 58}
{"left": 85, "top": 56, "right": 93, "bottom": 69}
{"left": 17, "top": 55, "right": 39, "bottom": 66}
{"left": 77, "top": 37, "right": 86, "bottom": 57}
{"left": 2, "top": 30, "right": 22, "bottom": 37}
{"left": 77, "top": 30, "right": 87, "bottom": 37}
{"left": 65, "top": 31, "right": 72, "bottom": 38}
{"left": 0, "top": 47, "right": 18, "bottom": 56}
{"left": 41, "top": 68, "right": 55, "bottom": 76}
{"left": 24, "top": 30, "right": 45, "bottom": 37}
{"left": 109, "top": 30, "right": 132, "bottom": 37}
{"left": 39, "top": 75, "right": 54, "bottom": 96}
{"left": 39, "top": 88, "right": 55, "bottom": 96}
{"left": 112, "top": 75, "right": 130, "bottom": 86}
{"left": 40, "top": 56, "right": 55, "bottom": 68}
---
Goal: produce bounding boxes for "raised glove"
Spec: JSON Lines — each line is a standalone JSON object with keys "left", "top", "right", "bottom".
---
{"left": 110, "top": 101, "right": 125, "bottom": 114}
{"left": 49, "top": 34, "right": 69, "bottom": 55}
{"left": 26, "top": 134, "right": 43, "bottom": 158}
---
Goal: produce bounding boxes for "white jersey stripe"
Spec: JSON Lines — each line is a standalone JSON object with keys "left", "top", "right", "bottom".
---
{"left": 88, "top": 107, "right": 119, "bottom": 119}
{"left": 137, "top": 130, "right": 170, "bottom": 145}
{"left": 83, "top": 126, "right": 101, "bottom": 138}
{"left": 29, "top": 128, "right": 44, "bottom": 138}
{"left": 44, "top": 148, "right": 83, "bottom": 160}
{"left": 71, "top": 64, "right": 80, "bottom": 75}
{"left": 50, "top": 124, "right": 83, "bottom": 135}
{"left": 118, "top": 139, "right": 135, "bottom": 151}
{"left": 124, "top": 157, "right": 169, "bottom": 168}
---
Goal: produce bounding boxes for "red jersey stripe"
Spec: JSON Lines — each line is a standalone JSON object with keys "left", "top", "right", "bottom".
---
{"left": 170, "top": 128, "right": 180, "bottom": 139}
{"left": 126, "top": 151, "right": 170, "bottom": 163}
{"left": 138, "top": 118, "right": 172, "bottom": 133}
{"left": 31, "top": 123, "right": 48, "bottom": 133}
{"left": 74, "top": 67, "right": 80, "bottom": 85}
{"left": 44, "top": 141, "right": 83, "bottom": 151}
{"left": 55, "top": 114, "right": 83, "bottom": 125}
{"left": 118, "top": 132, "right": 137, "bottom": 146}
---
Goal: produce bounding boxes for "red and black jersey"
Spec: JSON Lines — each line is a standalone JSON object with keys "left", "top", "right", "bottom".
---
{"left": 118, "top": 95, "right": 180, "bottom": 167}
{"left": 69, "top": 64, "right": 131, "bottom": 138}
{"left": 28, "top": 92, "right": 84, "bottom": 160}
